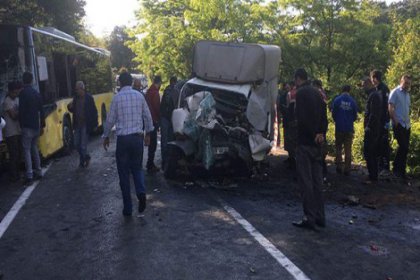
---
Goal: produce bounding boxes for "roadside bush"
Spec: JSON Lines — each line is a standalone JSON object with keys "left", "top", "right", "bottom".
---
{"left": 326, "top": 117, "right": 420, "bottom": 177}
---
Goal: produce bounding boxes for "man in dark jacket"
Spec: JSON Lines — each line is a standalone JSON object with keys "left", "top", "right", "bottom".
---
{"left": 19, "top": 72, "right": 45, "bottom": 185}
{"left": 292, "top": 69, "right": 328, "bottom": 231}
{"left": 68, "top": 81, "right": 98, "bottom": 168}
{"left": 370, "top": 70, "right": 390, "bottom": 174}
{"left": 160, "top": 76, "right": 177, "bottom": 168}
{"left": 145, "top": 75, "right": 162, "bottom": 173}
{"left": 362, "top": 78, "right": 383, "bottom": 184}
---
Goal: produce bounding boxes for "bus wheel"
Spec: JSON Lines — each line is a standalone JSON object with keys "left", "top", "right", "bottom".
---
{"left": 63, "top": 117, "right": 73, "bottom": 155}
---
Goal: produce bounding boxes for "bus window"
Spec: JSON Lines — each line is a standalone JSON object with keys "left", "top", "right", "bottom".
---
{"left": 0, "top": 26, "right": 32, "bottom": 112}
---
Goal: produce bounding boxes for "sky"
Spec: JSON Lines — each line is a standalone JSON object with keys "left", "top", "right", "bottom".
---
{"left": 85, "top": 0, "right": 140, "bottom": 37}
{"left": 85, "top": 0, "right": 401, "bottom": 38}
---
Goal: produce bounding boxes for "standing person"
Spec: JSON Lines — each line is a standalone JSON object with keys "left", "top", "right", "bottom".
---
{"left": 19, "top": 72, "right": 45, "bottom": 185}
{"left": 0, "top": 117, "right": 5, "bottom": 141}
{"left": 103, "top": 72, "right": 154, "bottom": 217}
{"left": 370, "top": 70, "right": 391, "bottom": 175}
{"left": 276, "top": 82, "right": 290, "bottom": 147}
{"left": 389, "top": 74, "right": 412, "bottom": 179}
{"left": 160, "top": 76, "right": 177, "bottom": 168}
{"left": 292, "top": 69, "right": 328, "bottom": 231}
{"left": 132, "top": 77, "right": 145, "bottom": 96}
{"left": 67, "top": 81, "right": 98, "bottom": 168}
{"left": 312, "top": 79, "right": 329, "bottom": 181}
{"left": 145, "top": 75, "right": 162, "bottom": 173}
{"left": 285, "top": 84, "right": 298, "bottom": 169}
{"left": 362, "top": 78, "right": 383, "bottom": 184}
{"left": 3, "top": 81, "right": 22, "bottom": 181}
{"left": 332, "top": 85, "right": 358, "bottom": 175}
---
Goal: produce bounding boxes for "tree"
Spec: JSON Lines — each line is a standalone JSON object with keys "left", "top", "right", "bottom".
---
{"left": 272, "top": 0, "right": 391, "bottom": 93}
{"left": 386, "top": 16, "right": 420, "bottom": 117}
{"left": 0, "top": 0, "right": 86, "bottom": 35}
{"left": 107, "top": 26, "right": 137, "bottom": 72}
{"left": 128, "top": 0, "right": 270, "bottom": 82}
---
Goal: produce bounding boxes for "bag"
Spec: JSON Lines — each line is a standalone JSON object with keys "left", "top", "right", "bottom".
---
{"left": 172, "top": 89, "right": 189, "bottom": 134}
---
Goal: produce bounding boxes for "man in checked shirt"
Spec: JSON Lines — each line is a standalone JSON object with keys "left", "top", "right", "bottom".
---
{"left": 103, "top": 72, "right": 154, "bottom": 217}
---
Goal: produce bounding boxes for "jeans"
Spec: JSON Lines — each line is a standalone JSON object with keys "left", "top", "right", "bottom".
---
{"left": 296, "top": 145, "right": 325, "bottom": 225}
{"left": 21, "top": 128, "right": 41, "bottom": 179}
{"left": 147, "top": 126, "right": 158, "bottom": 169}
{"left": 393, "top": 125, "right": 410, "bottom": 176}
{"left": 335, "top": 132, "right": 354, "bottom": 173}
{"left": 160, "top": 117, "right": 174, "bottom": 167}
{"left": 364, "top": 130, "right": 380, "bottom": 180}
{"left": 6, "top": 135, "right": 22, "bottom": 179}
{"left": 74, "top": 125, "right": 89, "bottom": 166}
{"left": 116, "top": 134, "right": 146, "bottom": 214}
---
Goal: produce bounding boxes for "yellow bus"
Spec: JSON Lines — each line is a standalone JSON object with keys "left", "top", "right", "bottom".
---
{"left": 0, "top": 25, "right": 113, "bottom": 160}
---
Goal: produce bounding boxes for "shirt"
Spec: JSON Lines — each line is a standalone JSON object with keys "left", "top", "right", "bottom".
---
{"left": 19, "top": 85, "right": 45, "bottom": 130}
{"left": 389, "top": 86, "right": 411, "bottom": 129}
{"left": 296, "top": 82, "right": 328, "bottom": 146}
{"left": 103, "top": 86, "right": 154, "bottom": 137}
{"left": 75, "top": 96, "right": 86, "bottom": 127}
{"left": 364, "top": 88, "right": 383, "bottom": 136}
{"left": 332, "top": 93, "right": 358, "bottom": 133}
{"left": 2, "top": 96, "right": 21, "bottom": 137}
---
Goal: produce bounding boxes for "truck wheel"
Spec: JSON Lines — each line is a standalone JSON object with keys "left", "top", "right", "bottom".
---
{"left": 164, "top": 145, "right": 183, "bottom": 179}
{"left": 62, "top": 116, "right": 73, "bottom": 155}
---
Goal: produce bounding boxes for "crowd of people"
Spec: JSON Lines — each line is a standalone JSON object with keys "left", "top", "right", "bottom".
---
{"left": 277, "top": 69, "right": 412, "bottom": 230}
{"left": 0, "top": 68, "right": 413, "bottom": 221}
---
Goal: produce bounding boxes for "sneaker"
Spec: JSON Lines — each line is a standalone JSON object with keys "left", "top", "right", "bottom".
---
{"left": 138, "top": 193, "right": 146, "bottom": 213}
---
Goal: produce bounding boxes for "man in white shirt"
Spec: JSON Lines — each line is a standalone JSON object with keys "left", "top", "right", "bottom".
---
{"left": 103, "top": 72, "right": 154, "bottom": 217}
{"left": 389, "top": 74, "right": 412, "bottom": 179}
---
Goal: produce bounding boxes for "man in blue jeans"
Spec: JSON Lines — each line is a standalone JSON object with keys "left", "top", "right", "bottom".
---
{"left": 19, "top": 72, "right": 45, "bottom": 186}
{"left": 68, "top": 81, "right": 98, "bottom": 168}
{"left": 103, "top": 72, "right": 154, "bottom": 217}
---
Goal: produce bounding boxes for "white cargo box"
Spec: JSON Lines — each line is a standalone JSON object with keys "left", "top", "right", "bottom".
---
{"left": 192, "top": 41, "right": 281, "bottom": 84}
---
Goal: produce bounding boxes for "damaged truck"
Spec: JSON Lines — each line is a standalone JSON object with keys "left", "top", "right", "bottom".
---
{"left": 164, "top": 41, "right": 281, "bottom": 179}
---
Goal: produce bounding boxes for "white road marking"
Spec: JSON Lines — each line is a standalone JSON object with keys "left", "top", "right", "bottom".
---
{"left": 220, "top": 199, "right": 311, "bottom": 280}
{"left": 0, "top": 164, "right": 51, "bottom": 239}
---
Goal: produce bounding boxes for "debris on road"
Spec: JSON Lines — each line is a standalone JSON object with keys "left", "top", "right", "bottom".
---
{"left": 363, "top": 203, "right": 377, "bottom": 210}
{"left": 153, "top": 188, "right": 161, "bottom": 193}
{"left": 360, "top": 243, "right": 389, "bottom": 256}
{"left": 249, "top": 267, "right": 256, "bottom": 274}
{"left": 349, "top": 219, "right": 354, "bottom": 224}
{"left": 347, "top": 195, "right": 360, "bottom": 206}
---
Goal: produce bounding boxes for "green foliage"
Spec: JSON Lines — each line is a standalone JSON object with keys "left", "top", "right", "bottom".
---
{"left": 0, "top": 0, "right": 86, "bottom": 35}
{"left": 327, "top": 118, "right": 420, "bottom": 177}
{"left": 106, "top": 26, "right": 137, "bottom": 72}
{"left": 386, "top": 15, "right": 420, "bottom": 118}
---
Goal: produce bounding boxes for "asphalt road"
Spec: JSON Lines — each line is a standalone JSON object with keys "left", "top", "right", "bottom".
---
{"left": 0, "top": 136, "right": 419, "bottom": 280}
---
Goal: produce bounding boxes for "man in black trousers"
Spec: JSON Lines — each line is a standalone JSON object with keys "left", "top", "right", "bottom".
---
{"left": 292, "top": 69, "right": 328, "bottom": 231}
{"left": 362, "top": 78, "right": 383, "bottom": 184}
